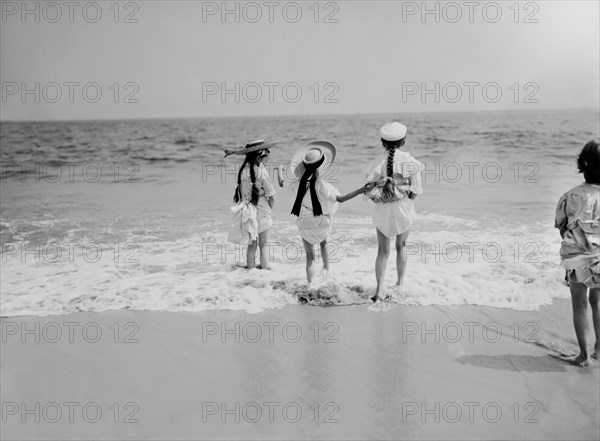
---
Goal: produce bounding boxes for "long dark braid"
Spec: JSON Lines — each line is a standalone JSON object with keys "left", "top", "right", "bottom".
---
{"left": 233, "top": 157, "right": 248, "bottom": 203}
{"left": 248, "top": 157, "right": 260, "bottom": 205}
{"left": 386, "top": 147, "right": 395, "bottom": 177}
{"left": 382, "top": 139, "right": 399, "bottom": 200}
{"left": 233, "top": 152, "right": 261, "bottom": 205}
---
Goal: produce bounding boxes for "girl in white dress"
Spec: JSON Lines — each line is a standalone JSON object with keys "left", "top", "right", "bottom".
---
{"left": 554, "top": 140, "right": 600, "bottom": 366}
{"left": 225, "top": 140, "right": 278, "bottom": 270}
{"left": 290, "top": 141, "right": 369, "bottom": 284}
{"left": 364, "top": 123, "right": 423, "bottom": 302}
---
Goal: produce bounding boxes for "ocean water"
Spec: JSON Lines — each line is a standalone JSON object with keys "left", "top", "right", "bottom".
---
{"left": 1, "top": 109, "right": 599, "bottom": 316}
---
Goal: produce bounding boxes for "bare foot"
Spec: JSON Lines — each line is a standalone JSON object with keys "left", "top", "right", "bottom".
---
{"left": 236, "top": 264, "right": 254, "bottom": 269}
{"left": 371, "top": 293, "right": 391, "bottom": 303}
{"left": 256, "top": 265, "right": 272, "bottom": 270}
{"left": 562, "top": 353, "right": 592, "bottom": 367}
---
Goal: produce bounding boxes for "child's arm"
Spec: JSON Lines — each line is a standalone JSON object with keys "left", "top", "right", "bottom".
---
{"left": 407, "top": 163, "right": 423, "bottom": 200}
{"left": 336, "top": 183, "right": 372, "bottom": 203}
{"left": 555, "top": 193, "right": 568, "bottom": 238}
{"left": 260, "top": 167, "right": 277, "bottom": 208}
{"left": 273, "top": 165, "right": 285, "bottom": 187}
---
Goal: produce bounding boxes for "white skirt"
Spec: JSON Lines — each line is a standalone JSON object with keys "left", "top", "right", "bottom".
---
{"left": 372, "top": 197, "right": 415, "bottom": 238}
{"left": 563, "top": 254, "right": 600, "bottom": 289}
{"left": 255, "top": 197, "right": 272, "bottom": 234}
{"left": 296, "top": 213, "right": 333, "bottom": 245}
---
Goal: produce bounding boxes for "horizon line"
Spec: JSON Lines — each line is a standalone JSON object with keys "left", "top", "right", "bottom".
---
{"left": 1, "top": 106, "right": 599, "bottom": 124}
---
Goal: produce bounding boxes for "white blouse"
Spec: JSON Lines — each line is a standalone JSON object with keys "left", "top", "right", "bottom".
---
{"left": 365, "top": 150, "right": 423, "bottom": 196}
{"left": 238, "top": 163, "right": 276, "bottom": 201}
{"left": 291, "top": 179, "right": 341, "bottom": 216}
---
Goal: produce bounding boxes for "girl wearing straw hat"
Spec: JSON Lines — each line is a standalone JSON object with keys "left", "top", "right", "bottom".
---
{"left": 365, "top": 123, "right": 423, "bottom": 303}
{"left": 290, "top": 141, "right": 370, "bottom": 284}
{"left": 225, "top": 140, "right": 278, "bottom": 270}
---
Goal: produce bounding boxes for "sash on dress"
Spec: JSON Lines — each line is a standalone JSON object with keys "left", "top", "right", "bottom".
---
{"left": 228, "top": 201, "right": 258, "bottom": 243}
{"left": 366, "top": 173, "right": 411, "bottom": 203}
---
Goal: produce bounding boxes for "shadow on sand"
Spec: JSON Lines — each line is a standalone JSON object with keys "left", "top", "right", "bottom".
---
{"left": 455, "top": 354, "right": 568, "bottom": 372}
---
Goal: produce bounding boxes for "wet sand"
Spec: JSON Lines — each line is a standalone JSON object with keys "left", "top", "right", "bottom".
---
{"left": 1, "top": 300, "right": 599, "bottom": 440}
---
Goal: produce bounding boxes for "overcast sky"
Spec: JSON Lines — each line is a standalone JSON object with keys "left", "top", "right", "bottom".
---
{"left": 1, "top": 0, "right": 599, "bottom": 120}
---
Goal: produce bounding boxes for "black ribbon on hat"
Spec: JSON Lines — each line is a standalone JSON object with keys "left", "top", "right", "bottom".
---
{"left": 291, "top": 155, "right": 325, "bottom": 217}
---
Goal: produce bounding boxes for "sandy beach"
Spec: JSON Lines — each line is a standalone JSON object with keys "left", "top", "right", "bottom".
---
{"left": 2, "top": 300, "right": 598, "bottom": 440}
{"left": 2, "top": 0, "right": 600, "bottom": 440}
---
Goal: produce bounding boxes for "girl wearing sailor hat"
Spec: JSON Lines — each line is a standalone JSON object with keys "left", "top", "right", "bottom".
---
{"left": 364, "top": 122, "right": 424, "bottom": 303}
{"left": 290, "top": 141, "right": 370, "bottom": 285}
{"left": 225, "top": 140, "right": 278, "bottom": 270}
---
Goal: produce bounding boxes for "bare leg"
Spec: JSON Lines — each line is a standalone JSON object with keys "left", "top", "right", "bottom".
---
{"left": 395, "top": 230, "right": 410, "bottom": 286}
{"left": 302, "top": 238, "right": 316, "bottom": 284}
{"left": 569, "top": 281, "right": 591, "bottom": 366}
{"left": 589, "top": 288, "right": 600, "bottom": 358}
{"left": 373, "top": 229, "right": 390, "bottom": 301}
{"left": 246, "top": 240, "right": 257, "bottom": 269}
{"left": 320, "top": 240, "right": 329, "bottom": 272}
{"left": 258, "top": 230, "right": 271, "bottom": 270}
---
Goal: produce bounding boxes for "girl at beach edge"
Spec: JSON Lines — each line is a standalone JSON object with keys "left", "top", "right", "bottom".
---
{"left": 225, "top": 140, "right": 278, "bottom": 270}
{"left": 290, "top": 141, "right": 370, "bottom": 285}
{"left": 555, "top": 139, "right": 600, "bottom": 367}
{"left": 365, "top": 122, "right": 423, "bottom": 303}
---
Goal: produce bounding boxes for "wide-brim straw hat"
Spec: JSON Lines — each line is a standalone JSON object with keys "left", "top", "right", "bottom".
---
{"left": 289, "top": 141, "right": 336, "bottom": 180}
{"left": 223, "top": 140, "right": 279, "bottom": 157}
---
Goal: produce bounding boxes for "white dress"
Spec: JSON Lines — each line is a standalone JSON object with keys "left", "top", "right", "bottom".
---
{"left": 555, "top": 183, "right": 600, "bottom": 288}
{"left": 228, "top": 164, "right": 276, "bottom": 244}
{"left": 365, "top": 150, "right": 423, "bottom": 237}
{"left": 291, "top": 179, "right": 341, "bottom": 245}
